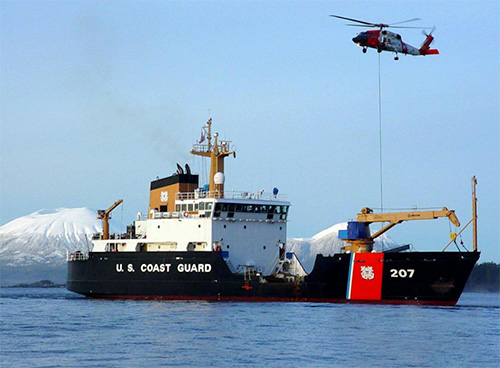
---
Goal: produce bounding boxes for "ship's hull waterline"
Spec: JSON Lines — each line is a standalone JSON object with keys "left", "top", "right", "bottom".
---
{"left": 67, "top": 250, "right": 479, "bottom": 306}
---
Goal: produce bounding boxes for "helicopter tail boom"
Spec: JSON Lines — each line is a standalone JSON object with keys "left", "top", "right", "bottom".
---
{"left": 419, "top": 28, "right": 439, "bottom": 55}
{"left": 420, "top": 48, "right": 439, "bottom": 55}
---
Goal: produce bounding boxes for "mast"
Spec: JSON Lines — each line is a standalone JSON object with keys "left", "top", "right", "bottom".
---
{"left": 472, "top": 176, "right": 478, "bottom": 252}
{"left": 190, "top": 118, "right": 235, "bottom": 196}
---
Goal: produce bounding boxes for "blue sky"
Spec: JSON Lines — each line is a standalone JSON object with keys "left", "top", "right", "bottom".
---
{"left": 1, "top": 0, "right": 499, "bottom": 262}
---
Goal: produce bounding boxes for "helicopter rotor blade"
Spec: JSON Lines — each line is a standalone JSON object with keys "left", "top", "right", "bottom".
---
{"left": 330, "top": 15, "right": 378, "bottom": 27}
{"left": 332, "top": 14, "right": 432, "bottom": 31}
{"left": 346, "top": 24, "right": 377, "bottom": 27}
{"left": 390, "top": 25, "right": 433, "bottom": 29}
{"left": 389, "top": 18, "right": 420, "bottom": 26}
{"left": 347, "top": 24, "right": 425, "bottom": 29}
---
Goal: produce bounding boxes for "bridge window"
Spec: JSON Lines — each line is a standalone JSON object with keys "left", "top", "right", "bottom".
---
{"left": 214, "top": 203, "right": 221, "bottom": 217}
{"left": 211, "top": 202, "right": 288, "bottom": 218}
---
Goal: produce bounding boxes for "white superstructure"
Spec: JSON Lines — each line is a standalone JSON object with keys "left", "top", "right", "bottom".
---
{"left": 90, "top": 118, "right": 303, "bottom": 277}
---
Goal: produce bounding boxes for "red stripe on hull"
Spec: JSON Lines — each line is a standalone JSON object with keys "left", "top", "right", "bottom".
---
{"left": 349, "top": 253, "right": 384, "bottom": 300}
{"left": 88, "top": 294, "right": 457, "bottom": 306}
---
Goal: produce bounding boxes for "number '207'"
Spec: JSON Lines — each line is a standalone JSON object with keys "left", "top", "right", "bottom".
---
{"left": 390, "top": 269, "right": 415, "bottom": 278}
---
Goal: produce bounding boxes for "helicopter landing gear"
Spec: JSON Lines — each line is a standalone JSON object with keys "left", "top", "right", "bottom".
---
{"left": 394, "top": 54, "right": 399, "bottom": 61}
{"left": 362, "top": 47, "right": 367, "bottom": 54}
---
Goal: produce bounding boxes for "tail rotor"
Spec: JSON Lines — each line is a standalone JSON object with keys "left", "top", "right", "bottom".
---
{"left": 422, "top": 26, "right": 436, "bottom": 39}
{"left": 419, "top": 26, "right": 439, "bottom": 55}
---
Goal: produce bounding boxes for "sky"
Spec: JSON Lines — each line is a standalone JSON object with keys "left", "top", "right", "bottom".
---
{"left": 1, "top": 0, "right": 499, "bottom": 263}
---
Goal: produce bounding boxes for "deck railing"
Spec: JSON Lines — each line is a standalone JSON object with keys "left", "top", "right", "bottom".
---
{"left": 176, "top": 190, "right": 286, "bottom": 201}
{"left": 67, "top": 251, "right": 89, "bottom": 262}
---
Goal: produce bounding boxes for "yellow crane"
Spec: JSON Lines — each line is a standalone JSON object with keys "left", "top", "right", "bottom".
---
{"left": 342, "top": 207, "right": 461, "bottom": 253}
{"left": 341, "top": 177, "right": 478, "bottom": 253}
{"left": 97, "top": 199, "right": 123, "bottom": 240}
{"left": 358, "top": 206, "right": 460, "bottom": 240}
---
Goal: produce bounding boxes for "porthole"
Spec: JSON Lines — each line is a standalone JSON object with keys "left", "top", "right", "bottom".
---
{"left": 244, "top": 225, "right": 247, "bottom": 229}
{"left": 263, "top": 246, "right": 266, "bottom": 250}
{"left": 224, "top": 225, "right": 227, "bottom": 229}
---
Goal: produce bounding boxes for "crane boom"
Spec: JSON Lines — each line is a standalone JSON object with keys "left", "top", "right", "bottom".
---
{"left": 356, "top": 207, "right": 460, "bottom": 241}
{"left": 339, "top": 177, "right": 477, "bottom": 254}
{"left": 97, "top": 199, "right": 123, "bottom": 240}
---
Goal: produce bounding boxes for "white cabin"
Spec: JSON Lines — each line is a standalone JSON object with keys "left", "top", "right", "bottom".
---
{"left": 90, "top": 118, "right": 302, "bottom": 277}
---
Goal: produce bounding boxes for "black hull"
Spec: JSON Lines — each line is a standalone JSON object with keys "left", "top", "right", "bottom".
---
{"left": 67, "top": 251, "right": 480, "bottom": 306}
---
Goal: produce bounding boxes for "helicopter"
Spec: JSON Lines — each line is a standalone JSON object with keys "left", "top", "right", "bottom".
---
{"left": 330, "top": 15, "right": 439, "bottom": 60}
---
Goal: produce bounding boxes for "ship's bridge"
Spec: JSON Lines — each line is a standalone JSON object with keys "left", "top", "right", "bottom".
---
{"left": 147, "top": 189, "right": 289, "bottom": 221}
{"left": 173, "top": 190, "right": 288, "bottom": 220}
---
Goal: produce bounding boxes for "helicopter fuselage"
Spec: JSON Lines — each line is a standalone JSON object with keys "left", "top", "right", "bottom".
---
{"left": 353, "top": 30, "right": 420, "bottom": 55}
{"left": 352, "top": 29, "right": 437, "bottom": 60}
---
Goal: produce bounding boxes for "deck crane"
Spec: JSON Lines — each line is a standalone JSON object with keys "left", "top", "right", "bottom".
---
{"left": 97, "top": 199, "right": 123, "bottom": 240}
{"left": 339, "top": 177, "right": 479, "bottom": 254}
{"left": 341, "top": 207, "right": 461, "bottom": 253}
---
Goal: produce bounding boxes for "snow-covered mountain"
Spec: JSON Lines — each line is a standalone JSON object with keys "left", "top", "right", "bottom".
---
{"left": 0, "top": 208, "right": 397, "bottom": 285}
{"left": 0, "top": 208, "right": 122, "bottom": 285}
{"left": 0, "top": 208, "right": 104, "bottom": 267}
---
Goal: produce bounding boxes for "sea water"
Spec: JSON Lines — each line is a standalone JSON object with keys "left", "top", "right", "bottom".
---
{"left": 1, "top": 289, "right": 499, "bottom": 368}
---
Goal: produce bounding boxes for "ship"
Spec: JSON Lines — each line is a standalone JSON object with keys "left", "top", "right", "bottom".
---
{"left": 67, "top": 118, "right": 480, "bottom": 305}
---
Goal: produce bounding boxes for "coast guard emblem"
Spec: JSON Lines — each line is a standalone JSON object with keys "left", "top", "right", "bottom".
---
{"left": 160, "top": 191, "right": 168, "bottom": 202}
{"left": 360, "top": 266, "right": 375, "bottom": 280}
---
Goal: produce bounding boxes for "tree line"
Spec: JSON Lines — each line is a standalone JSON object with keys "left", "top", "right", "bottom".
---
{"left": 465, "top": 262, "right": 500, "bottom": 292}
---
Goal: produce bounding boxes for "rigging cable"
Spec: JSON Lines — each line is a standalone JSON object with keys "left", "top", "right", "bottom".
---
{"left": 378, "top": 53, "right": 385, "bottom": 250}
{"left": 378, "top": 53, "right": 384, "bottom": 214}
